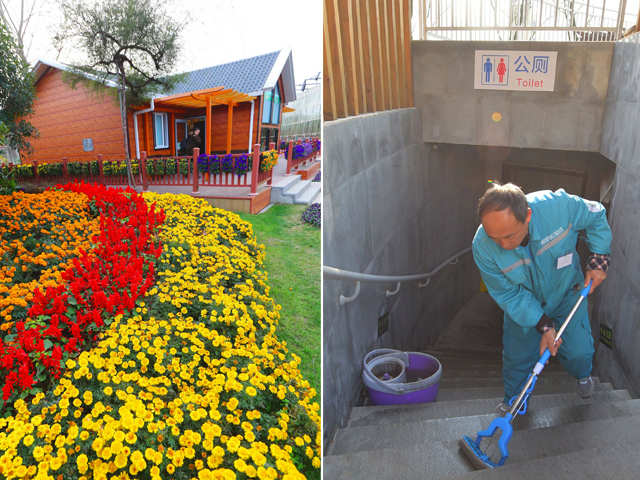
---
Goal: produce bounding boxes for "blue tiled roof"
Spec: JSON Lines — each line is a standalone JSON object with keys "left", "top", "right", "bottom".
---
{"left": 167, "top": 51, "right": 280, "bottom": 96}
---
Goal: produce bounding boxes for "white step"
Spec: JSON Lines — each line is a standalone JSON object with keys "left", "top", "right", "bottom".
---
{"left": 296, "top": 182, "right": 321, "bottom": 205}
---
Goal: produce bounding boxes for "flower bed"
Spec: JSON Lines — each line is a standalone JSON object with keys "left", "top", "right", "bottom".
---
{"left": 0, "top": 187, "right": 320, "bottom": 479}
{"left": 301, "top": 204, "right": 321, "bottom": 228}
{"left": 0, "top": 191, "right": 101, "bottom": 334}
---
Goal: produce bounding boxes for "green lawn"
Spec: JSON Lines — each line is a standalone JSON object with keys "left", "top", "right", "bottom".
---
{"left": 238, "top": 204, "right": 321, "bottom": 395}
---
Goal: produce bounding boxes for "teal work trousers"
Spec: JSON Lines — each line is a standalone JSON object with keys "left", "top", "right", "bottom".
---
{"left": 502, "top": 293, "right": 594, "bottom": 403}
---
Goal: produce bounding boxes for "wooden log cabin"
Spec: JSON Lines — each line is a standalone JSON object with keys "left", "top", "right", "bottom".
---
{"left": 28, "top": 49, "right": 296, "bottom": 163}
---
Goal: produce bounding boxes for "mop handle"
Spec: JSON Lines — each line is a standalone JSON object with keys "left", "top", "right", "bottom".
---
{"left": 554, "top": 281, "right": 592, "bottom": 343}
{"left": 535, "top": 280, "right": 592, "bottom": 373}
{"left": 510, "top": 280, "right": 592, "bottom": 416}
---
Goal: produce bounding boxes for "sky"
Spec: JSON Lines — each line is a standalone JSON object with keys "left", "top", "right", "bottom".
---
{"left": 5, "top": 0, "right": 322, "bottom": 89}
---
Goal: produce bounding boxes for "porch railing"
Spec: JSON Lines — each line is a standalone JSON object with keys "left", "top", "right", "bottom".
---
{"left": 14, "top": 145, "right": 274, "bottom": 194}
{"left": 16, "top": 136, "right": 321, "bottom": 193}
{"left": 285, "top": 138, "right": 322, "bottom": 175}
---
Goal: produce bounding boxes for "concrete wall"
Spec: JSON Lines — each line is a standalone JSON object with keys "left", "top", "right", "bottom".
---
{"left": 322, "top": 107, "right": 617, "bottom": 448}
{"left": 595, "top": 32, "right": 640, "bottom": 396}
{"left": 413, "top": 41, "right": 613, "bottom": 152}
{"left": 323, "top": 109, "right": 485, "bottom": 448}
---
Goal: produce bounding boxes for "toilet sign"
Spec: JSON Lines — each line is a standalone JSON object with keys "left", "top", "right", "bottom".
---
{"left": 474, "top": 50, "right": 558, "bottom": 91}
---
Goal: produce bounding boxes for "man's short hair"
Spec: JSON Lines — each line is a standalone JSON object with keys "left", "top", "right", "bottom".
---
{"left": 478, "top": 182, "right": 528, "bottom": 223}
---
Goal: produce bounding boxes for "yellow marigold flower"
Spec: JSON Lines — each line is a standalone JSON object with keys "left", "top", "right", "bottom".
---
{"left": 76, "top": 454, "right": 88, "bottom": 474}
{"left": 114, "top": 453, "right": 127, "bottom": 469}
{"left": 226, "top": 397, "right": 239, "bottom": 411}
{"left": 23, "top": 434, "right": 34, "bottom": 447}
{"left": 33, "top": 446, "right": 45, "bottom": 461}
{"left": 245, "top": 386, "right": 257, "bottom": 397}
{"left": 130, "top": 450, "right": 146, "bottom": 470}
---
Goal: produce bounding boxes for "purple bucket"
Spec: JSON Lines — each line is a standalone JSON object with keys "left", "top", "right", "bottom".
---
{"left": 363, "top": 350, "right": 441, "bottom": 406}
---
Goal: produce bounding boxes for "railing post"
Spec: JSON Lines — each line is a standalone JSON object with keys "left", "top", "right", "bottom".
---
{"left": 140, "top": 151, "right": 149, "bottom": 191}
{"left": 286, "top": 141, "right": 293, "bottom": 174}
{"left": 192, "top": 147, "right": 199, "bottom": 193}
{"left": 97, "top": 154, "right": 104, "bottom": 185}
{"left": 62, "top": 157, "right": 69, "bottom": 181}
{"left": 250, "top": 143, "right": 260, "bottom": 194}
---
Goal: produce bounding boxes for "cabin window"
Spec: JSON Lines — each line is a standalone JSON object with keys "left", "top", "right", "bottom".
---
{"left": 271, "top": 87, "right": 281, "bottom": 124}
{"left": 260, "top": 127, "right": 279, "bottom": 151}
{"left": 153, "top": 112, "right": 169, "bottom": 149}
{"left": 262, "top": 89, "right": 273, "bottom": 124}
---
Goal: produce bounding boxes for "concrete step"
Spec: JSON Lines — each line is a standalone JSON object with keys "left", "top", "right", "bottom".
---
{"left": 324, "top": 406, "right": 640, "bottom": 479}
{"left": 295, "top": 180, "right": 321, "bottom": 204}
{"left": 434, "top": 292, "right": 503, "bottom": 352}
{"left": 440, "top": 364, "right": 566, "bottom": 377}
{"left": 284, "top": 177, "right": 311, "bottom": 197}
{"left": 329, "top": 397, "right": 640, "bottom": 456}
{"left": 348, "top": 389, "right": 632, "bottom": 427}
{"left": 269, "top": 174, "right": 300, "bottom": 204}
{"left": 438, "top": 373, "right": 597, "bottom": 390}
{"left": 310, "top": 188, "right": 322, "bottom": 205}
{"left": 424, "top": 348, "right": 504, "bottom": 361}
{"left": 436, "top": 381, "right": 612, "bottom": 402}
{"left": 447, "top": 441, "right": 640, "bottom": 479}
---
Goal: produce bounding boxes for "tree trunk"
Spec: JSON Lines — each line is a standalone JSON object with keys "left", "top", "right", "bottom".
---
{"left": 117, "top": 63, "right": 135, "bottom": 188}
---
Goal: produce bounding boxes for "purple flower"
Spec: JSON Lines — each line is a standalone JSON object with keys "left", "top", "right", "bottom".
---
{"left": 301, "top": 203, "right": 321, "bottom": 227}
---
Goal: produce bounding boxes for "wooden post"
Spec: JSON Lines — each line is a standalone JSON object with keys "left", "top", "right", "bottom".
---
{"left": 286, "top": 141, "right": 293, "bottom": 174}
{"left": 226, "top": 102, "right": 234, "bottom": 154}
{"left": 97, "top": 154, "right": 104, "bottom": 185}
{"left": 192, "top": 147, "right": 199, "bottom": 193}
{"left": 62, "top": 157, "right": 69, "bottom": 181}
{"left": 250, "top": 143, "right": 260, "bottom": 194}
{"left": 140, "top": 151, "right": 149, "bottom": 191}
{"left": 206, "top": 96, "right": 212, "bottom": 155}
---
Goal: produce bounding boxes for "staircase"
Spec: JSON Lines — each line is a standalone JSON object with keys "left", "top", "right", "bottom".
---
{"left": 324, "top": 293, "right": 638, "bottom": 479}
{"left": 270, "top": 174, "right": 321, "bottom": 205}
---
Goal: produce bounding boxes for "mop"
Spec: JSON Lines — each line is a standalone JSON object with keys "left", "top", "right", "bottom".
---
{"left": 460, "top": 280, "right": 592, "bottom": 469}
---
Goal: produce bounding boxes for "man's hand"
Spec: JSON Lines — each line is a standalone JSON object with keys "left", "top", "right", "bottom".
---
{"left": 539, "top": 328, "right": 562, "bottom": 357}
{"left": 584, "top": 269, "right": 607, "bottom": 295}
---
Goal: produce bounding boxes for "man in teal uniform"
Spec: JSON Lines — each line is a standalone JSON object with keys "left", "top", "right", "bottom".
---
{"left": 472, "top": 183, "right": 611, "bottom": 412}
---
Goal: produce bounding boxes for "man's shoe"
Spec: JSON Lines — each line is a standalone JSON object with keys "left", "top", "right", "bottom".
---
{"left": 577, "top": 376, "right": 594, "bottom": 399}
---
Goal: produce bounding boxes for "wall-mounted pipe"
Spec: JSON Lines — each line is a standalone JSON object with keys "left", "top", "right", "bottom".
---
{"left": 133, "top": 98, "right": 155, "bottom": 160}
{"left": 248, "top": 100, "right": 255, "bottom": 152}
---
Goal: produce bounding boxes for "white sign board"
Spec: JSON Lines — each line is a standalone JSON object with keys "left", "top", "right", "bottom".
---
{"left": 474, "top": 50, "right": 558, "bottom": 92}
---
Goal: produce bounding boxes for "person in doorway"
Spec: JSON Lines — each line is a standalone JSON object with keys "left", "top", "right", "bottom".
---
{"left": 472, "top": 182, "right": 612, "bottom": 413}
{"left": 182, "top": 127, "right": 202, "bottom": 155}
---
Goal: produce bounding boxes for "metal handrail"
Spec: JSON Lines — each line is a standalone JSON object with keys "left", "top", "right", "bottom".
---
{"left": 323, "top": 247, "right": 472, "bottom": 305}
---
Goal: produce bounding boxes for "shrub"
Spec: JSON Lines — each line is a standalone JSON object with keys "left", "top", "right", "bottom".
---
{"left": 301, "top": 203, "right": 321, "bottom": 228}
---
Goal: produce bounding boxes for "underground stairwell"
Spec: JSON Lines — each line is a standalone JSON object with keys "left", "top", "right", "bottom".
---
{"left": 323, "top": 292, "right": 639, "bottom": 479}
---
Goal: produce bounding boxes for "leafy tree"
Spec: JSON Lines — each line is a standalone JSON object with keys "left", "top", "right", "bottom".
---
{"left": 0, "top": 19, "right": 37, "bottom": 156}
{"left": 55, "top": 0, "right": 182, "bottom": 187}
{"left": 0, "top": 0, "right": 39, "bottom": 64}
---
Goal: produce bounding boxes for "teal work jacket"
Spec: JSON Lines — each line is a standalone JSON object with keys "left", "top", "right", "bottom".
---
{"left": 472, "top": 189, "right": 612, "bottom": 329}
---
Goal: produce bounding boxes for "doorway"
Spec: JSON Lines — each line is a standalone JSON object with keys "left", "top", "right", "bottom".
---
{"left": 175, "top": 119, "right": 188, "bottom": 154}
{"left": 175, "top": 116, "right": 207, "bottom": 154}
